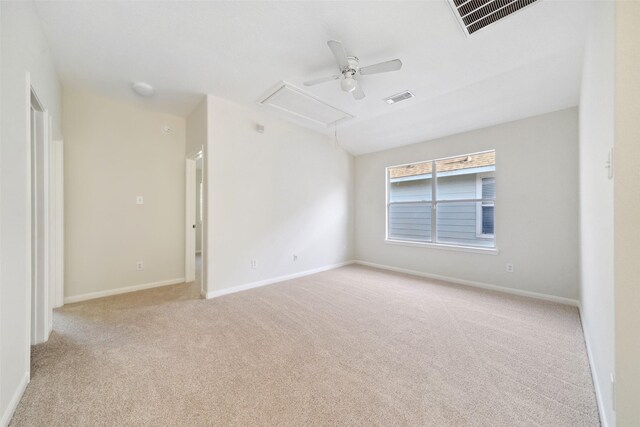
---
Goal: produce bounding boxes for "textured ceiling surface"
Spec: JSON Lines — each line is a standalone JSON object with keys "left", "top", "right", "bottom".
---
{"left": 35, "top": 1, "right": 591, "bottom": 155}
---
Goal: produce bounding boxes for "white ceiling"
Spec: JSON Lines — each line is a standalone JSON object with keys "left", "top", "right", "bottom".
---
{"left": 34, "top": 0, "right": 591, "bottom": 155}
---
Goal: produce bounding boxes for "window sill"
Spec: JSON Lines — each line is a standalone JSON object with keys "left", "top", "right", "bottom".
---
{"left": 385, "top": 239, "right": 499, "bottom": 255}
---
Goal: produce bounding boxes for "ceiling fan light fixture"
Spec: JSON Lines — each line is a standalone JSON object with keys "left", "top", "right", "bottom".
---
{"left": 303, "top": 40, "right": 403, "bottom": 101}
{"left": 340, "top": 76, "right": 357, "bottom": 93}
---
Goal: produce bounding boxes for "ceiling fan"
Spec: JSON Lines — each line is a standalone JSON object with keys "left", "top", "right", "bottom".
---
{"left": 303, "top": 40, "right": 403, "bottom": 101}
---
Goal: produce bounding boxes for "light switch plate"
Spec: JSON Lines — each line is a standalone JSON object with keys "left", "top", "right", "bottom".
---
{"left": 136, "top": 196, "right": 144, "bottom": 205}
{"left": 606, "top": 148, "right": 614, "bottom": 180}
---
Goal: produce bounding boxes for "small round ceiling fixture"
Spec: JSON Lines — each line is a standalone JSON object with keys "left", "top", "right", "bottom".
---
{"left": 132, "top": 82, "right": 155, "bottom": 97}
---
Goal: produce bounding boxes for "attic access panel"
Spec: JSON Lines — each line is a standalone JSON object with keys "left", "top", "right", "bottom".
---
{"left": 448, "top": 0, "right": 541, "bottom": 35}
{"left": 258, "top": 82, "right": 353, "bottom": 127}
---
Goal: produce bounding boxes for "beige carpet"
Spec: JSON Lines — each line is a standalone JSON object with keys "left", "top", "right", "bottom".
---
{"left": 11, "top": 265, "right": 599, "bottom": 426}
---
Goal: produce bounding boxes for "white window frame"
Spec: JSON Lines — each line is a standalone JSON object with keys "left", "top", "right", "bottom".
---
{"left": 386, "top": 150, "right": 496, "bottom": 252}
{"left": 475, "top": 172, "right": 495, "bottom": 239}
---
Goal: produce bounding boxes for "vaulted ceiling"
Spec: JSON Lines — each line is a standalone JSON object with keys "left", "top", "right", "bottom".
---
{"left": 34, "top": 1, "right": 591, "bottom": 155}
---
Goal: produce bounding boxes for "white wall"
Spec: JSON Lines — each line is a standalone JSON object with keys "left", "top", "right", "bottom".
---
{"left": 196, "top": 165, "right": 202, "bottom": 253}
{"left": 615, "top": 3, "right": 640, "bottom": 424}
{"left": 578, "top": 2, "right": 615, "bottom": 425}
{"left": 0, "top": 0, "right": 3, "bottom": 418}
{"left": 0, "top": 1, "right": 62, "bottom": 424}
{"left": 63, "top": 89, "right": 186, "bottom": 301}
{"left": 0, "top": 0, "right": 3, "bottom": 416}
{"left": 205, "top": 95, "right": 354, "bottom": 293}
{"left": 355, "top": 108, "right": 580, "bottom": 301}
{"left": 186, "top": 97, "right": 206, "bottom": 158}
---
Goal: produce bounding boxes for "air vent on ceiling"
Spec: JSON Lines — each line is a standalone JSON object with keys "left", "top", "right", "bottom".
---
{"left": 257, "top": 82, "right": 353, "bottom": 127}
{"left": 384, "top": 91, "right": 415, "bottom": 105}
{"left": 448, "top": 0, "right": 541, "bottom": 36}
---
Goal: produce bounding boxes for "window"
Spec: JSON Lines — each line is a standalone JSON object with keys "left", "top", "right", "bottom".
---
{"left": 476, "top": 175, "right": 495, "bottom": 237}
{"left": 387, "top": 150, "right": 495, "bottom": 249}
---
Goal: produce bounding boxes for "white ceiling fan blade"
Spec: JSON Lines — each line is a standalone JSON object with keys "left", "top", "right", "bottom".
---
{"left": 352, "top": 83, "right": 365, "bottom": 100}
{"left": 327, "top": 40, "right": 350, "bottom": 69}
{"left": 359, "top": 59, "right": 403, "bottom": 76}
{"left": 303, "top": 75, "right": 340, "bottom": 86}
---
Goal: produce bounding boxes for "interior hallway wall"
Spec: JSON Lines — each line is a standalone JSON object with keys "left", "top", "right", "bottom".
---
{"left": 0, "top": 1, "right": 62, "bottom": 424}
{"left": 205, "top": 95, "right": 354, "bottom": 294}
{"left": 63, "top": 89, "right": 186, "bottom": 301}
{"left": 578, "top": 2, "right": 615, "bottom": 425}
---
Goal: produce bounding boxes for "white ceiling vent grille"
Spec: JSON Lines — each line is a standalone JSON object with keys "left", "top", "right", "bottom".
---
{"left": 384, "top": 91, "right": 415, "bottom": 105}
{"left": 258, "top": 82, "right": 353, "bottom": 127}
{"left": 448, "top": 0, "right": 541, "bottom": 35}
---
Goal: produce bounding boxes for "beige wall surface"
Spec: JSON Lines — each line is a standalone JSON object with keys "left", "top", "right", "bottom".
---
{"left": 205, "top": 95, "right": 355, "bottom": 293}
{"left": 63, "top": 89, "right": 186, "bottom": 299}
{"left": 0, "top": 2, "right": 62, "bottom": 422}
{"left": 615, "top": 3, "right": 640, "bottom": 425}
{"left": 355, "top": 108, "right": 580, "bottom": 300}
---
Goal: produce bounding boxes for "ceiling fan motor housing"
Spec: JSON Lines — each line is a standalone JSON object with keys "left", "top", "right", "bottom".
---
{"left": 343, "top": 57, "right": 360, "bottom": 73}
{"left": 340, "top": 57, "right": 359, "bottom": 92}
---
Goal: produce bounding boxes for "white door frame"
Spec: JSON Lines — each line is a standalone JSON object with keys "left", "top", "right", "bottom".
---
{"left": 50, "top": 138, "right": 64, "bottom": 308}
{"left": 185, "top": 157, "right": 197, "bottom": 284}
{"left": 185, "top": 150, "right": 205, "bottom": 294}
{"left": 29, "top": 85, "right": 52, "bottom": 344}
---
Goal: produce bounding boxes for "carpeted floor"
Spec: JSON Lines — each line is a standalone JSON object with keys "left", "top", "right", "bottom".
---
{"left": 11, "top": 265, "right": 599, "bottom": 426}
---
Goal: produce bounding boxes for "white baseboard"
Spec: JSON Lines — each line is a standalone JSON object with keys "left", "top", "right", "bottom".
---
{"left": 204, "top": 260, "right": 356, "bottom": 299}
{"left": 64, "top": 277, "right": 185, "bottom": 304}
{"left": 203, "top": 259, "right": 579, "bottom": 307}
{"left": 0, "top": 371, "right": 29, "bottom": 427}
{"left": 578, "top": 305, "right": 610, "bottom": 427}
{"left": 354, "top": 260, "right": 579, "bottom": 306}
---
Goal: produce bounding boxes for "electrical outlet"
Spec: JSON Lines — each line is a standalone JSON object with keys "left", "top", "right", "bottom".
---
{"left": 136, "top": 261, "right": 144, "bottom": 271}
{"left": 136, "top": 196, "right": 144, "bottom": 205}
{"left": 250, "top": 259, "right": 257, "bottom": 269}
{"left": 293, "top": 254, "right": 298, "bottom": 262}
{"left": 506, "top": 263, "right": 514, "bottom": 273}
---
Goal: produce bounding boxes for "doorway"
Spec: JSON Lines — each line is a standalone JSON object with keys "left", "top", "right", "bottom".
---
{"left": 195, "top": 156, "right": 203, "bottom": 287}
{"left": 30, "top": 89, "right": 51, "bottom": 344}
{"left": 185, "top": 152, "right": 204, "bottom": 295}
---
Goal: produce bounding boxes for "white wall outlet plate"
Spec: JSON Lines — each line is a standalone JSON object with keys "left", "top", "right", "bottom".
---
{"left": 136, "top": 196, "right": 144, "bottom": 205}
{"left": 506, "top": 263, "right": 514, "bottom": 273}
{"left": 136, "top": 261, "right": 144, "bottom": 270}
